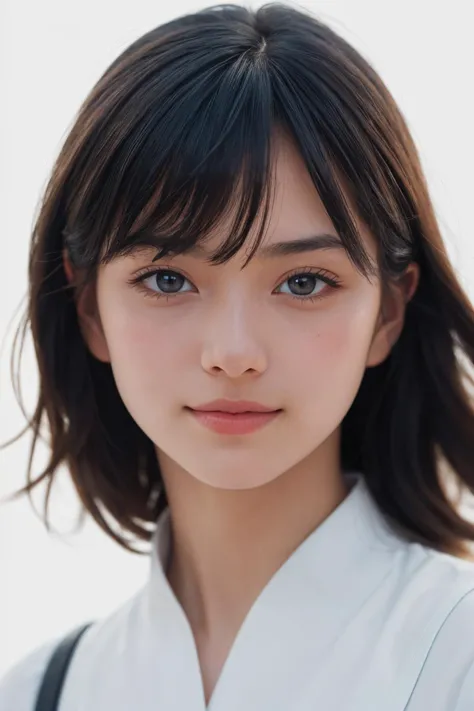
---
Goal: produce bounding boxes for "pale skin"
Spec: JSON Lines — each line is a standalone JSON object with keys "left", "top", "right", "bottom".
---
{"left": 64, "top": 137, "right": 419, "bottom": 703}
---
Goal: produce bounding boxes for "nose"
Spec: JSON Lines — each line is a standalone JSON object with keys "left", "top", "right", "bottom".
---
{"left": 200, "top": 297, "right": 268, "bottom": 379}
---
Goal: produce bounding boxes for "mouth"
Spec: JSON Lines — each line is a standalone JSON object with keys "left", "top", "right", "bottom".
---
{"left": 185, "top": 400, "right": 282, "bottom": 435}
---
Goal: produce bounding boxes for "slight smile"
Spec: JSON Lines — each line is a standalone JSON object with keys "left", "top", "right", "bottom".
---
{"left": 185, "top": 400, "right": 282, "bottom": 435}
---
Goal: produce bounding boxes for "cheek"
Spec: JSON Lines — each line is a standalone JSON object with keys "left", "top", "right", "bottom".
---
{"left": 100, "top": 278, "right": 197, "bottom": 358}
{"left": 287, "top": 296, "right": 379, "bottom": 402}
{"left": 98, "top": 297, "right": 196, "bottom": 407}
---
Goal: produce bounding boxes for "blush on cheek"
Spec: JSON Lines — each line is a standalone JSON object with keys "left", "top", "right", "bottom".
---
{"left": 321, "top": 299, "right": 379, "bottom": 357}
{"left": 293, "top": 311, "right": 375, "bottom": 394}
{"left": 303, "top": 320, "right": 360, "bottom": 361}
{"left": 105, "top": 310, "right": 197, "bottom": 406}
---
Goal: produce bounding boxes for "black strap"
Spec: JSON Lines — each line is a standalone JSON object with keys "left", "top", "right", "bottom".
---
{"left": 34, "top": 623, "right": 93, "bottom": 711}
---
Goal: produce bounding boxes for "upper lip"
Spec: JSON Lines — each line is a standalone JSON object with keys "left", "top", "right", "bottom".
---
{"left": 189, "top": 399, "right": 280, "bottom": 413}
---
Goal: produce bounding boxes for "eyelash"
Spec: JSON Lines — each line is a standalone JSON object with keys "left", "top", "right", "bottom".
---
{"left": 127, "top": 266, "right": 342, "bottom": 303}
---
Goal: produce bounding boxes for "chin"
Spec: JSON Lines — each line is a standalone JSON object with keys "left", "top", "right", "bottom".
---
{"left": 184, "top": 454, "right": 282, "bottom": 490}
{"left": 156, "top": 439, "right": 298, "bottom": 490}
{"left": 193, "top": 471, "right": 279, "bottom": 490}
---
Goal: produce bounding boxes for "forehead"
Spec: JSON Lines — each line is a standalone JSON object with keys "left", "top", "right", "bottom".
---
{"left": 263, "top": 137, "right": 338, "bottom": 240}
{"left": 100, "top": 132, "right": 377, "bottom": 271}
{"left": 198, "top": 136, "right": 376, "bottom": 260}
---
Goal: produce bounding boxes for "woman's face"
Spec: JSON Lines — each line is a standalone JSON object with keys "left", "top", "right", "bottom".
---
{"left": 78, "top": 139, "right": 411, "bottom": 489}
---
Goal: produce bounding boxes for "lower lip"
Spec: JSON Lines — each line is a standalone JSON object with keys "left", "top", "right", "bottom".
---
{"left": 188, "top": 409, "right": 281, "bottom": 435}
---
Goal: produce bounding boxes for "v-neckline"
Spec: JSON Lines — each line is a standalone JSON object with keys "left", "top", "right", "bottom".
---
{"left": 141, "top": 474, "right": 401, "bottom": 710}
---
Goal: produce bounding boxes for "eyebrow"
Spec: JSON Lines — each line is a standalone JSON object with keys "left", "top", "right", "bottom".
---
{"left": 257, "top": 233, "right": 343, "bottom": 257}
{"left": 128, "top": 232, "right": 343, "bottom": 261}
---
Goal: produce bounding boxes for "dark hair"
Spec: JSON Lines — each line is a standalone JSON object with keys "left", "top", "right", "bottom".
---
{"left": 3, "top": 3, "right": 474, "bottom": 556}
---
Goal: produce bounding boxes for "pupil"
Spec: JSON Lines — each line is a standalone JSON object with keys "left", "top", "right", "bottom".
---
{"left": 156, "top": 271, "right": 184, "bottom": 293}
{"left": 289, "top": 275, "right": 316, "bottom": 295}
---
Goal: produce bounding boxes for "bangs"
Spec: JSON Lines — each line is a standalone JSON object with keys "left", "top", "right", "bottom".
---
{"left": 101, "top": 52, "right": 277, "bottom": 267}
{"left": 60, "top": 6, "right": 397, "bottom": 277}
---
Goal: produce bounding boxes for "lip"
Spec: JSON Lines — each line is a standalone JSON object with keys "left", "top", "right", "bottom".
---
{"left": 191, "top": 399, "right": 278, "bottom": 414}
{"left": 186, "top": 400, "right": 282, "bottom": 435}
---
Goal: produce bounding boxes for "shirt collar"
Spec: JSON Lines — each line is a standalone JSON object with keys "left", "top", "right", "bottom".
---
{"left": 144, "top": 473, "right": 404, "bottom": 627}
{"left": 132, "top": 474, "right": 408, "bottom": 710}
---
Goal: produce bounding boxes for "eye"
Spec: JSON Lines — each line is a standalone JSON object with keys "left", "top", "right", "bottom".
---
{"left": 275, "top": 270, "right": 341, "bottom": 300}
{"left": 146, "top": 269, "right": 194, "bottom": 294}
{"left": 129, "top": 268, "right": 196, "bottom": 299}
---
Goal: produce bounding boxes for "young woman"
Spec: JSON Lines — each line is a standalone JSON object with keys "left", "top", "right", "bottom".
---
{"left": 2, "top": 3, "right": 474, "bottom": 710}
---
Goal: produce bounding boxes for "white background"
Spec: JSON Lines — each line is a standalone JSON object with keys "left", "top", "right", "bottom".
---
{"left": 1, "top": 0, "right": 473, "bottom": 679}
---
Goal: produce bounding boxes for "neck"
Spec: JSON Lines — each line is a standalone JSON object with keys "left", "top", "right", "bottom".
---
{"left": 158, "top": 434, "right": 348, "bottom": 644}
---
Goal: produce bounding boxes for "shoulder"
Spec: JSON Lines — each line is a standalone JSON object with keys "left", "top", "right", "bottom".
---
{"left": 0, "top": 591, "right": 143, "bottom": 711}
{"left": 402, "top": 546, "right": 474, "bottom": 710}
{"left": 0, "top": 638, "right": 58, "bottom": 711}
{"left": 388, "top": 533, "right": 474, "bottom": 605}
{"left": 399, "top": 541, "right": 474, "bottom": 639}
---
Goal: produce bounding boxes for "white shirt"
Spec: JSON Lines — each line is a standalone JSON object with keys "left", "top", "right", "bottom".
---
{"left": 2, "top": 474, "right": 474, "bottom": 710}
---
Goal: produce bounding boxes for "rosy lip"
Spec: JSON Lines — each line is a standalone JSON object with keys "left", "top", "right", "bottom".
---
{"left": 190, "top": 399, "right": 279, "bottom": 414}
{"left": 186, "top": 401, "right": 282, "bottom": 435}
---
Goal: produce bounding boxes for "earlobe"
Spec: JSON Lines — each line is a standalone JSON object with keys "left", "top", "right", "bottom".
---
{"left": 63, "top": 248, "right": 111, "bottom": 363}
{"left": 366, "top": 319, "right": 399, "bottom": 367}
{"left": 77, "top": 286, "right": 111, "bottom": 364}
{"left": 366, "top": 263, "right": 420, "bottom": 368}
{"left": 79, "top": 306, "right": 111, "bottom": 364}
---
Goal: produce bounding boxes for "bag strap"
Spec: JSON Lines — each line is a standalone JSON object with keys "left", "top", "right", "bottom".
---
{"left": 34, "top": 623, "right": 93, "bottom": 711}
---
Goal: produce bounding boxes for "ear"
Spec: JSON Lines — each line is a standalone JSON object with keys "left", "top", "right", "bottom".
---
{"left": 63, "top": 248, "right": 111, "bottom": 363}
{"left": 366, "top": 263, "right": 419, "bottom": 368}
